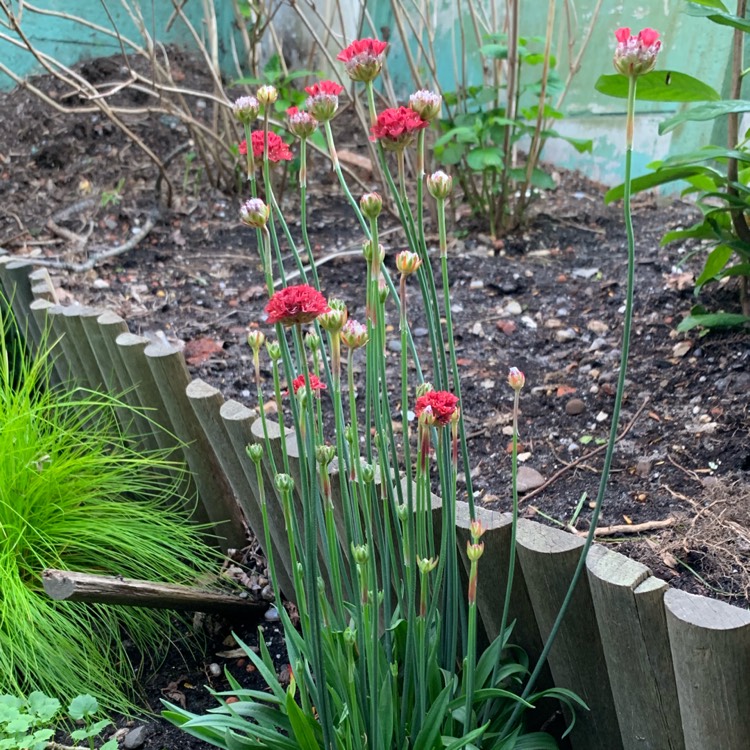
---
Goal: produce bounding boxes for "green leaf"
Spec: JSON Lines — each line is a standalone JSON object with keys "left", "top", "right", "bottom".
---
{"left": 541, "top": 129, "right": 593, "bottom": 153}
{"left": 412, "top": 684, "right": 452, "bottom": 750}
{"left": 284, "top": 691, "right": 320, "bottom": 750}
{"left": 660, "top": 100, "right": 750, "bottom": 135}
{"left": 68, "top": 694, "right": 98, "bottom": 720}
{"left": 664, "top": 145, "right": 750, "bottom": 167}
{"left": 688, "top": 0, "right": 728, "bottom": 10}
{"left": 686, "top": 3, "right": 750, "bottom": 32}
{"left": 605, "top": 165, "right": 721, "bottom": 203}
{"left": 695, "top": 245, "right": 734, "bottom": 289}
{"left": 479, "top": 44, "right": 508, "bottom": 59}
{"left": 466, "top": 147, "right": 504, "bottom": 171}
{"left": 720, "top": 262, "right": 750, "bottom": 277}
{"left": 26, "top": 692, "right": 60, "bottom": 722}
{"left": 443, "top": 723, "right": 490, "bottom": 749}
{"left": 677, "top": 312, "right": 750, "bottom": 330}
{"left": 595, "top": 71, "right": 720, "bottom": 102}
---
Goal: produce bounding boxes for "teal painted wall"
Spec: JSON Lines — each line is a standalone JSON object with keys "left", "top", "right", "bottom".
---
{"left": 0, "top": 0, "right": 738, "bottom": 187}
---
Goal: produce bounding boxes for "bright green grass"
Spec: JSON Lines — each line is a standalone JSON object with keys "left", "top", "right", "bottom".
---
{"left": 0, "top": 306, "right": 221, "bottom": 712}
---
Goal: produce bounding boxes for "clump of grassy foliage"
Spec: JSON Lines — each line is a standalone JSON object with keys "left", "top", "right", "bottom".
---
{"left": 0, "top": 302, "right": 220, "bottom": 712}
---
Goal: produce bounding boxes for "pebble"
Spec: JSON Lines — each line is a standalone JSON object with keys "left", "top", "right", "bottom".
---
{"left": 565, "top": 398, "right": 586, "bottom": 416}
{"left": 470, "top": 278, "right": 484, "bottom": 289}
{"left": 567, "top": 442, "right": 580, "bottom": 454}
{"left": 516, "top": 466, "right": 546, "bottom": 492}
{"left": 505, "top": 300, "right": 522, "bottom": 315}
{"left": 124, "top": 725, "right": 151, "bottom": 750}
{"left": 572, "top": 267, "right": 599, "bottom": 279}
{"left": 520, "top": 315, "right": 538, "bottom": 329}
{"left": 92, "top": 278, "right": 110, "bottom": 289}
{"left": 264, "top": 606, "right": 281, "bottom": 622}
{"left": 208, "top": 662, "right": 221, "bottom": 676}
{"left": 544, "top": 318, "right": 562, "bottom": 328}
{"left": 471, "top": 322, "right": 485, "bottom": 336}
{"left": 388, "top": 339, "right": 402, "bottom": 352}
{"left": 261, "top": 585, "right": 275, "bottom": 601}
{"left": 412, "top": 326, "right": 429, "bottom": 337}
{"left": 555, "top": 328, "right": 577, "bottom": 343}
{"left": 595, "top": 411, "right": 609, "bottom": 423}
{"left": 586, "top": 319, "right": 609, "bottom": 334}
{"left": 587, "top": 337, "right": 607, "bottom": 352}
{"left": 635, "top": 458, "right": 652, "bottom": 478}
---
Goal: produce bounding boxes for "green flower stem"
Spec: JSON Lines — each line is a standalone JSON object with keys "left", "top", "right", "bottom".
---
{"left": 437, "top": 198, "right": 476, "bottom": 518}
{"left": 320, "top": 461, "right": 346, "bottom": 624}
{"left": 298, "top": 137, "right": 322, "bottom": 290}
{"left": 463, "top": 554, "right": 480, "bottom": 734}
{"left": 270, "top": 358, "right": 291, "bottom": 477}
{"left": 504, "top": 72, "right": 640, "bottom": 735}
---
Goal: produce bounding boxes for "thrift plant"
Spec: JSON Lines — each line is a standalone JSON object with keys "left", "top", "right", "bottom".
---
{"left": 165, "top": 29, "right": 655, "bottom": 749}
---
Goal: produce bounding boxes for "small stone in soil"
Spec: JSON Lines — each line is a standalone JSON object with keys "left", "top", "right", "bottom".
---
{"left": 555, "top": 328, "right": 577, "bottom": 343}
{"left": 264, "top": 606, "right": 280, "bottom": 622}
{"left": 565, "top": 398, "right": 586, "bottom": 416}
{"left": 516, "top": 466, "right": 545, "bottom": 492}
{"left": 595, "top": 411, "right": 608, "bottom": 422}
{"left": 208, "top": 662, "right": 221, "bottom": 676}
{"left": 521, "top": 315, "right": 537, "bottom": 329}
{"left": 123, "top": 725, "right": 151, "bottom": 750}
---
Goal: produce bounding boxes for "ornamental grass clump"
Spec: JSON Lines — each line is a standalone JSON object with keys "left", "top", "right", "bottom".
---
{"left": 0, "top": 304, "right": 219, "bottom": 712}
{"left": 166, "top": 30, "right": 656, "bottom": 749}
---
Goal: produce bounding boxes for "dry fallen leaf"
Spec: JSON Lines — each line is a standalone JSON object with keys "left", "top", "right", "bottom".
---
{"left": 672, "top": 340, "right": 692, "bottom": 358}
{"left": 337, "top": 149, "right": 373, "bottom": 173}
{"left": 184, "top": 337, "right": 224, "bottom": 366}
{"left": 663, "top": 271, "right": 694, "bottom": 291}
{"left": 556, "top": 384, "right": 576, "bottom": 398}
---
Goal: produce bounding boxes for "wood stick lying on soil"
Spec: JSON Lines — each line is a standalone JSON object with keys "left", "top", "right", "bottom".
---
{"left": 572, "top": 516, "right": 678, "bottom": 538}
{"left": 42, "top": 569, "right": 265, "bottom": 618}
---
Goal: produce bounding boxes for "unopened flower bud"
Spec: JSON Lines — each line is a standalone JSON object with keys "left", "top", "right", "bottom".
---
{"left": 266, "top": 340, "right": 281, "bottom": 361}
{"left": 305, "top": 332, "right": 321, "bottom": 351}
{"left": 395, "top": 250, "right": 422, "bottom": 276}
{"left": 360, "top": 192, "right": 383, "bottom": 219}
{"left": 239, "top": 198, "right": 270, "bottom": 229}
{"left": 233, "top": 95, "right": 260, "bottom": 124}
{"left": 416, "top": 382, "right": 433, "bottom": 398}
{"left": 247, "top": 329, "right": 266, "bottom": 352}
{"left": 409, "top": 90, "right": 442, "bottom": 121}
{"left": 246, "top": 443, "right": 263, "bottom": 463}
{"left": 341, "top": 319, "right": 368, "bottom": 349}
{"left": 378, "top": 277, "right": 389, "bottom": 303}
{"left": 466, "top": 540, "right": 485, "bottom": 562}
{"left": 344, "top": 424, "right": 356, "bottom": 445}
{"left": 469, "top": 519, "right": 485, "bottom": 543}
{"left": 396, "top": 503, "right": 408, "bottom": 522}
{"left": 343, "top": 626, "right": 357, "bottom": 646}
{"left": 508, "top": 367, "right": 525, "bottom": 391}
{"left": 427, "top": 170, "right": 453, "bottom": 200}
{"left": 329, "top": 298, "right": 347, "bottom": 312}
{"left": 316, "top": 444, "right": 336, "bottom": 465}
{"left": 257, "top": 85, "right": 278, "bottom": 106}
{"left": 352, "top": 543, "right": 369, "bottom": 565}
{"left": 362, "top": 240, "right": 385, "bottom": 264}
{"left": 613, "top": 27, "right": 661, "bottom": 78}
{"left": 360, "top": 460, "right": 375, "bottom": 484}
{"left": 417, "top": 556, "right": 439, "bottom": 575}
{"left": 318, "top": 308, "right": 347, "bottom": 333}
{"left": 275, "top": 473, "right": 295, "bottom": 493}
{"left": 287, "top": 107, "right": 318, "bottom": 139}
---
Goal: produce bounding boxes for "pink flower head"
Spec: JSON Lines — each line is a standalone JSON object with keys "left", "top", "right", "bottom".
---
{"left": 239, "top": 130, "right": 293, "bottom": 163}
{"left": 287, "top": 106, "right": 318, "bottom": 139}
{"left": 370, "top": 106, "right": 429, "bottom": 151}
{"left": 414, "top": 390, "right": 459, "bottom": 427}
{"left": 337, "top": 38, "right": 388, "bottom": 83}
{"left": 341, "top": 319, "right": 368, "bottom": 349}
{"left": 291, "top": 373, "right": 327, "bottom": 396}
{"left": 304, "top": 80, "right": 345, "bottom": 122}
{"left": 613, "top": 27, "right": 661, "bottom": 78}
{"left": 409, "top": 90, "right": 442, "bottom": 121}
{"left": 265, "top": 284, "right": 329, "bottom": 326}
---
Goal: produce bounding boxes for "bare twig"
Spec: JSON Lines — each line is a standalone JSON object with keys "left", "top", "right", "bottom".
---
{"left": 572, "top": 516, "right": 679, "bottom": 538}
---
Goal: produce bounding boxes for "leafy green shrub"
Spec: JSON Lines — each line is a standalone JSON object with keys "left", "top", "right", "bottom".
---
{"left": 0, "top": 692, "right": 116, "bottom": 750}
{"left": 0, "top": 306, "right": 219, "bottom": 712}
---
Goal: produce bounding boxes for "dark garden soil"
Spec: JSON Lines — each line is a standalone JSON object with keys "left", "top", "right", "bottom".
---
{"left": 1, "top": 50, "right": 749, "bottom": 748}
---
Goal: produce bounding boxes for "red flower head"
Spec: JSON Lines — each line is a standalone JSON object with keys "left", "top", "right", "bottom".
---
{"left": 337, "top": 38, "right": 388, "bottom": 83}
{"left": 613, "top": 27, "right": 661, "bottom": 78}
{"left": 304, "top": 80, "right": 345, "bottom": 122}
{"left": 370, "top": 107, "right": 429, "bottom": 151}
{"left": 239, "top": 130, "right": 293, "bottom": 163}
{"left": 265, "top": 284, "right": 329, "bottom": 326}
{"left": 414, "top": 390, "right": 459, "bottom": 427}
{"left": 291, "top": 373, "right": 327, "bottom": 396}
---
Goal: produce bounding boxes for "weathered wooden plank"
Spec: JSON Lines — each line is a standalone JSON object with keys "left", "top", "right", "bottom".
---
{"left": 28, "top": 299, "right": 68, "bottom": 383}
{"left": 0, "top": 258, "right": 42, "bottom": 347}
{"left": 220, "top": 401, "right": 295, "bottom": 599}
{"left": 144, "top": 341, "right": 246, "bottom": 552}
{"left": 63, "top": 306, "right": 105, "bottom": 390}
{"left": 587, "top": 545, "right": 684, "bottom": 750}
{"left": 28, "top": 268, "right": 58, "bottom": 303}
{"left": 515, "top": 519, "right": 623, "bottom": 750}
{"left": 665, "top": 588, "right": 750, "bottom": 750}
{"left": 42, "top": 569, "right": 264, "bottom": 618}
{"left": 455, "top": 504, "right": 550, "bottom": 683}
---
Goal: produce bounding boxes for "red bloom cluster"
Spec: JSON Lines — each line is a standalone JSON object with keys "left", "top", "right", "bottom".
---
{"left": 337, "top": 38, "right": 388, "bottom": 63}
{"left": 304, "top": 80, "right": 345, "bottom": 97}
{"left": 291, "top": 373, "right": 327, "bottom": 395}
{"left": 239, "top": 130, "right": 293, "bottom": 162}
{"left": 265, "top": 284, "right": 329, "bottom": 326}
{"left": 613, "top": 27, "right": 661, "bottom": 77}
{"left": 414, "top": 390, "right": 459, "bottom": 427}
{"left": 370, "top": 107, "right": 429, "bottom": 151}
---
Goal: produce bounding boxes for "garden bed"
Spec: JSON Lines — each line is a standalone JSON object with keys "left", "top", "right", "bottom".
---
{"left": 1, "top": 49, "right": 749, "bottom": 748}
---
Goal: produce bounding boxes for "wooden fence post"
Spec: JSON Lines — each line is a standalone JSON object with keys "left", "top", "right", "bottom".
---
{"left": 220, "top": 401, "right": 295, "bottom": 599}
{"left": 665, "top": 588, "right": 750, "bottom": 750}
{"left": 586, "top": 545, "right": 684, "bottom": 750}
{"left": 0, "top": 258, "right": 42, "bottom": 348}
{"left": 144, "top": 341, "right": 246, "bottom": 552}
{"left": 187, "top": 380, "right": 297, "bottom": 601}
{"left": 29, "top": 299, "right": 70, "bottom": 384}
{"left": 516, "top": 520, "right": 623, "bottom": 750}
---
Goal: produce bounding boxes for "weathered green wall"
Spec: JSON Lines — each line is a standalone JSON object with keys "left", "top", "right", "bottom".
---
{"left": 0, "top": 0, "right": 737, "bottom": 186}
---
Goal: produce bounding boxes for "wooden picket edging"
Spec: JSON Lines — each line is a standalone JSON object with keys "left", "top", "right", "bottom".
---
{"left": 1, "top": 259, "right": 749, "bottom": 750}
